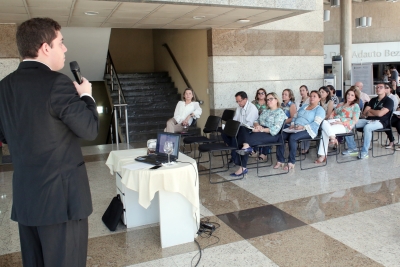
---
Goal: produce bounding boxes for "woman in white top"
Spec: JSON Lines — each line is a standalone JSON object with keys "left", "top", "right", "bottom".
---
{"left": 165, "top": 88, "right": 202, "bottom": 133}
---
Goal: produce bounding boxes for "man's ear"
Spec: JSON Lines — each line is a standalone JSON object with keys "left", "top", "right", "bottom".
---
{"left": 38, "top": 42, "right": 51, "bottom": 57}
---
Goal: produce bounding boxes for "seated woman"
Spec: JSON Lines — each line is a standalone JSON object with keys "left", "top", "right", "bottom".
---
{"left": 296, "top": 85, "right": 310, "bottom": 154}
{"left": 275, "top": 90, "right": 326, "bottom": 171}
{"left": 230, "top": 93, "right": 287, "bottom": 176}
{"left": 165, "top": 88, "right": 202, "bottom": 133}
{"left": 319, "top": 86, "right": 334, "bottom": 119}
{"left": 251, "top": 88, "right": 269, "bottom": 160}
{"left": 281, "top": 88, "right": 296, "bottom": 127}
{"left": 315, "top": 87, "right": 361, "bottom": 163}
{"left": 252, "top": 88, "right": 268, "bottom": 115}
{"left": 327, "top": 85, "right": 339, "bottom": 108}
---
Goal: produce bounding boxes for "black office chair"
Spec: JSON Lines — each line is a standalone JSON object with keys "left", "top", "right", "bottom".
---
{"left": 297, "top": 123, "right": 327, "bottom": 170}
{"left": 217, "top": 109, "right": 235, "bottom": 135}
{"left": 197, "top": 120, "right": 243, "bottom": 184}
{"left": 252, "top": 121, "right": 289, "bottom": 177}
{"left": 356, "top": 112, "right": 395, "bottom": 157}
{"left": 334, "top": 128, "right": 360, "bottom": 163}
{"left": 182, "top": 115, "right": 221, "bottom": 158}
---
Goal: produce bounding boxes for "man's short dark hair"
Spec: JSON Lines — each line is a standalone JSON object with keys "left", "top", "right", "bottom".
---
{"left": 235, "top": 91, "right": 247, "bottom": 99}
{"left": 16, "top": 17, "right": 61, "bottom": 59}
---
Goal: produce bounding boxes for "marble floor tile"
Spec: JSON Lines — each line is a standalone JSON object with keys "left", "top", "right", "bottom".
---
{"left": 275, "top": 177, "right": 400, "bottom": 224}
{"left": 217, "top": 205, "right": 306, "bottom": 239}
{"left": 170, "top": 240, "right": 278, "bottom": 267}
{"left": 248, "top": 225, "right": 383, "bottom": 267}
{"left": 126, "top": 257, "right": 178, "bottom": 267}
{"left": 199, "top": 172, "right": 268, "bottom": 215}
{"left": 312, "top": 203, "right": 400, "bottom": 255}
{"left": 363, "top": 242, "right": 400, "bottom": 267}
{"left": 0, "top": 251, "right": 22, "bottom": 267}
{"left": 87, "top": 215, "right": 243, "bottom": 266}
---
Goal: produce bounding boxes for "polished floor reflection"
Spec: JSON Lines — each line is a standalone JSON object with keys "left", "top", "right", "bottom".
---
{"left": 1, "top": 143, "right": 400, "bottom": 266}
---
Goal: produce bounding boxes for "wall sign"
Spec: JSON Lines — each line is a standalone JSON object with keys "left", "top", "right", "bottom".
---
{"left": 324, "top": 42, "right": 400, "bottom": 65}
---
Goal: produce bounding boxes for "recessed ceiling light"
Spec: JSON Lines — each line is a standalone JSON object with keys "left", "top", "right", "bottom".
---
{"left": 237, "top": 19, "right": 250, "bottom": 23}
{"left": 193, "top": 16, "right": 205, "bottom": 20}
{"left": 84, "top": 11, "right": 99, "bottom": 16}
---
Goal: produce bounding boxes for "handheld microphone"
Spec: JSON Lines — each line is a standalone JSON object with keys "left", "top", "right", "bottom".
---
{"left": 69, "top": 61, "right": 83, "bottom": 84}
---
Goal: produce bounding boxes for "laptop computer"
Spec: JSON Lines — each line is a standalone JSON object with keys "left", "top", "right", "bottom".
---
{"left": 135, "top": 132, "right": 181, "bottom": 165}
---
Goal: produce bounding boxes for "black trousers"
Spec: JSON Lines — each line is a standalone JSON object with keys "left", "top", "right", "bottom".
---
{"left": 385, "top": 115, "right": 400, "bottom": 142}
{"left": 18, "top": 218, "right": 88, "bottom": 267}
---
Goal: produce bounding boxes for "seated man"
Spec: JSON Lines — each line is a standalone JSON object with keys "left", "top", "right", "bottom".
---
{"left": 221, "top": 91, "right": 258, "bottom": 163}
{"left": 342, "top": 83, "right": 394, "bottom": 159}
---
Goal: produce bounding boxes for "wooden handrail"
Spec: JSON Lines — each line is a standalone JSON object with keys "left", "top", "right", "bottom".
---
{"left": 162, "top": 43, "right": 203, "bottom": 105}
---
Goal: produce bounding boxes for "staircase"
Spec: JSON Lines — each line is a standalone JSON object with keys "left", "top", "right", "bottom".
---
{"left": 105, "top": 72, "right": 200, "bottom": 143}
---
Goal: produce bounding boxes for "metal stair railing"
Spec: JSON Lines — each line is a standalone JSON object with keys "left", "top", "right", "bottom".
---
{"left": 105, "top": 50, "right": 129, "bottom": 144}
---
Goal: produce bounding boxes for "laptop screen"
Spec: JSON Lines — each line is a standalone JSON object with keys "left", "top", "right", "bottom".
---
{"left": 156, "top": 132, "right": 180, "bottom": 158}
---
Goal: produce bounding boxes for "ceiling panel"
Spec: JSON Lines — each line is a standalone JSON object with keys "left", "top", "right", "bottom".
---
{"left": 74, "top": 1, "right": 119, "bottom": 9}
{"left": 73, "top": 8, "right": 113, "bottom": 17}
{"left": 106, "top": 17, "right": 140, "bottom": 23}
{"left": 30, "top": 7, "right": 70, "bottom": 16}
{"left": 0, "top": 0, "right": 311, "bottom": 29}
{"left": 0, "top": 0, "right": 25, "bottom": 6}
{"left": 26, "top": 0, "right": 73, "bottom": 8}
{"left": 70, "top": 15, "right": 106, "bottom": 23}
{"left": 116, "top": 2, "right": 160, "bottom": 12}
{"left": 0, "top": 6, "right": 27, "bottom": 14}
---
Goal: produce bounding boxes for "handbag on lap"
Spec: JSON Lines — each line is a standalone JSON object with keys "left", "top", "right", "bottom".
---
{"left": 102, "top": 194, "right": 124, "bottom": 231}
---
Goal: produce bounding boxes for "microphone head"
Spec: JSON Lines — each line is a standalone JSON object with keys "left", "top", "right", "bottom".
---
{"left": 69, "top": 61, "right": 80, "bottom": 71}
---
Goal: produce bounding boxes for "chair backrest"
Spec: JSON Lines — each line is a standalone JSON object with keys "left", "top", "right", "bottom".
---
{"left": 221, "top": 109, "right": 235, "bottom": 122}
{"left": 223, "top": 120, "right": 241, "bottom": 138}
{"left": 191, "top": 118, "right": 197, "bottom": 127}
{"left": 203, "top": 115, "right": 221, "bottom": 133}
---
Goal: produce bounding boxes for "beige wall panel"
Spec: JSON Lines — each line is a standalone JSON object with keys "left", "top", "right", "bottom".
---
{"left": 208, "top": 29, "right": 323, "bottom": 57}
{"left": 209, "top": 55, "right": 323, "bottom": 84}
{"left": 253, "top": 0, "right": 323, "bottom": 32}
{"left": 324, "top": 2, "right": 400, "bottom": 45}
{"left": 108, "top": 29, "right": 154, "bottom": 73}
{"left": 153, "top": 29, "right": 209, "bottom": 130}
{"left": 0, "top": 58, "right": 20, "bottom": 80}
{"left": 0, "top": 24, "right": 19, "bottom": 58}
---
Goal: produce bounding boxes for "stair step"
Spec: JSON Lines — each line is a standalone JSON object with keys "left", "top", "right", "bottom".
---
{"left": 104, "top": 72, "right": 168, "bottom": 79}
{"left": 110, "top": 88, "right": 178, "bottom": 97}
{"left": 106, "top": 77, "right": 171, "bottom": 85}
{"left": 111, "top": 94, "right": 181, "bottom": 103}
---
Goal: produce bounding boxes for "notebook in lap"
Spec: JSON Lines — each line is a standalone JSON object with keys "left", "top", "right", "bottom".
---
{"left": 135, "top": 132, "right": 181, "bottom": 165}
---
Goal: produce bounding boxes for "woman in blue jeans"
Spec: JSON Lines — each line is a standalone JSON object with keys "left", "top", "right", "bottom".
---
{"left": 275, "top": 90, "right": 326, "bottom": 171}
{"left": 231, "top": 93, "right": 287, "bottom": 176}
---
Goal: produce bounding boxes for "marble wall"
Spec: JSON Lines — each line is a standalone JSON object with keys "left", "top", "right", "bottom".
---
{"left": 324, "top": 1, "right": 400, "bottom": 45}
{"left": 208, "top": 0, "right": 325, "bottom": 115}
{"left": 0, "top": 24, "right": 19, "bottom": 81}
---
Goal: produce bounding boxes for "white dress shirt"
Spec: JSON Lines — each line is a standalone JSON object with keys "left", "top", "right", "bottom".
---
{"left": 232, "top": 100, "right": 259, "bottom": 126}
{"left": 173, "top": 101, "right": 202, "bottom": 125}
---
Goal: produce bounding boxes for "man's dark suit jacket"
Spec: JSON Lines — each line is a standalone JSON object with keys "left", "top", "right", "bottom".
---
{"left": 0, "top": 61, "right": 99, "bottom": 226}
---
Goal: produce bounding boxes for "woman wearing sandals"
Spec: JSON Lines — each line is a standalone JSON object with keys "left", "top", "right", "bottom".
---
{"left": 315, "top": 87, "right": 361, "bottom": 163}
{"left": 232, "top": 93, "right": 287, "bottom": 176}
{"left": 275, "top": 90, "right": 325, "bottom": 171}
{"left": 296, "top": 85, "right": 311, "bottom": 154}
{"left": 251, "top": 88, "right": 269, "bottom": 160}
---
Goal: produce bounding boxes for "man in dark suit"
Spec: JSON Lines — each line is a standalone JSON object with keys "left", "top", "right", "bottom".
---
{"left": 0, "top": 18, "right": 99, "bottom": 266}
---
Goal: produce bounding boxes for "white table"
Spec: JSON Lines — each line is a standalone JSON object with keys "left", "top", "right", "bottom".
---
{"left": 106, "top": 148, "right": 199, "bottom": 248}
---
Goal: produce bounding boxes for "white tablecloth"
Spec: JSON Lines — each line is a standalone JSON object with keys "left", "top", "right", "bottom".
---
{"left": 105, "top": 148, "right": 200, "bottom": 224}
